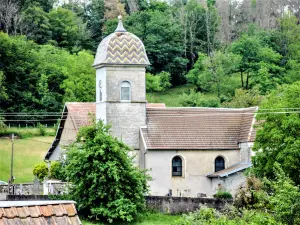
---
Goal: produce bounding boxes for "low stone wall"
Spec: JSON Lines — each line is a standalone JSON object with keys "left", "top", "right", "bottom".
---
{"left": 0, "top": 182, "right": 68, "bottom": 195}
{"left": 0, "top": 183, "right": 42, "bottom": 195}
{"left": 3, "top": 195, "right": 231, "bottom": 215}
{"left": 6, "top": 195, "right": 50, "bottom": 201}
{"left": 146, "top": 196, "right": 231, "bottom": 214}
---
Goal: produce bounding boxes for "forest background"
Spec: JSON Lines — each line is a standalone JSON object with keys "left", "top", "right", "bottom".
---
{"left": 1, "top": 0, "right": 300, "bottom": 123}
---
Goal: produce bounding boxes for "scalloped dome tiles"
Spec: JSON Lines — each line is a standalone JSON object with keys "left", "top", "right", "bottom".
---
{"left": 93, "top": 17, "right": 150, "bottom": 67}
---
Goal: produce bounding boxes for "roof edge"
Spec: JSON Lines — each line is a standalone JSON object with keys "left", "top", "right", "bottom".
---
{"left": 207, "top": 163, "right": 252, "bottom": 178}
{"left": 0, "top": 200, "right": 76, "bottom": 208}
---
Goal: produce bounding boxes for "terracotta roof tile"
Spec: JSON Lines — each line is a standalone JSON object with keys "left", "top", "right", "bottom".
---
{"left": 15, "top": 207, "right": 29, "bottom": 218}
{"left": 66, "top": 102, "right": 96, "bottom": 132}
{"left": 39, "top": 205, "right": 53, "bottom": 217}
{"left": 27, "top": 206, "right": 40, "bottom": 218}
{"left": 141, "top": 107, "right": 257, "bottom": 150}
{"left": 0, "top": 208, "right": 3, "bottom": 219}
{"left": 3, "top": 207, "right": 17, "bottom": 219}
{"left": 146, "top": 103, "right": 166, "bottom": 108}
{"left": 0, "top": 201, "right": 82, "bottom": 225}
{"left": 52, "top": 204, "right": 66, "bottom": 217}
{"left": 63, "top": 204, "right": 77, "bottom": 217}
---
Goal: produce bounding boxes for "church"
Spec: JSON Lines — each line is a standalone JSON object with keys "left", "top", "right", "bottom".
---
{"left": 45, "top": 16, "right": 257, "bottom": 197}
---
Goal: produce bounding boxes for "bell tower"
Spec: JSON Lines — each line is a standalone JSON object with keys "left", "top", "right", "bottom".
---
{"left": 93, "top": 16, "right": 150, "bottom": 150}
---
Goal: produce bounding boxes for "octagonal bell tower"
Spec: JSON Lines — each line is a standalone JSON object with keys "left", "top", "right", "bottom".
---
{"left": 93, "top": 16, "right": 150, "bottom": 150}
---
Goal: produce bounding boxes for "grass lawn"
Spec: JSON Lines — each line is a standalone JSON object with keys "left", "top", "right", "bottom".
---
{"left": 82, "top": 213, "right": 180, "bottom": 225}
{"left": 147, "top": 84, "right": 196, "bottom": 107}
{"left": 0, "top": 136, "right": 54, "bottom": 183}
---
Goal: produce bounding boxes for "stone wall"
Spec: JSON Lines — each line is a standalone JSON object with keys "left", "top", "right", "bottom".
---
{"left": 146, "top": 196, "right": 232, "bottom": 214}
{"left": 6, "top": 195, "right": 50, "bottom": 201}
{"left": 0, "top": 182, "right": 68, "bottom": 195}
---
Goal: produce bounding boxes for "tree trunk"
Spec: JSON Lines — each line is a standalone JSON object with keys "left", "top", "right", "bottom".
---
{"left": 240, "top": 71, "right": 244, "bottom": 88}
{"left": 246, "top": 72, "right": 249, "bottom": 89}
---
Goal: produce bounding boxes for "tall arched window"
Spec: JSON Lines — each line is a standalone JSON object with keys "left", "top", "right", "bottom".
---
{"left": 215, "top": 156, "right": 225, "bottom": 172}
{"left": 120, "top": 81, "right": 131, "bottom": 101}
{"left": 172, "top": 156, "right": 182, "bottom": 176}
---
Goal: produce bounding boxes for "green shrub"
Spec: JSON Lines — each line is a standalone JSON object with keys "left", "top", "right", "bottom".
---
{"left": 222, "top": 88, "right": 264, "bottom": 108}
{"left": 50, "top": 161, "right": 67, "bottom": 181}
{"left": 37, "top": 123, "right": 46, "bottom": 136}
{"left": 174, "top": 206, "right": 281, "bottom": 225}
{"left": 0, "top": 116, "right": 6, "bottom": 132}
{"left": 64, "top": 121, "right": 150, "bottom": 223}
{"left": 179, "top": 90, "right": 220, "bottom": 107}
{"left": 33, "top": 162, "right": 48, "bottom": 181}
{"left": 214, "top": 190, "right": 233, "bottom": 199}
{"left": 146, "top": 71, "right": 171, "bottom": 93}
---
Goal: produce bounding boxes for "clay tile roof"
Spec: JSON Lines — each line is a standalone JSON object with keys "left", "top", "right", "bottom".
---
{"left": 66, "top": 102, "right": 96, "bottom": 132}
{"left": 141, "top": 107, "right": 257, "bottom": 150}
{"left": 207, "top": 162, "right": 252, "bottom": 178}
{"left": 0, "top": 201, "right": 82, "bottom": 225}
{"left": 146, "top": 103, "right": 166, "bottom": 108}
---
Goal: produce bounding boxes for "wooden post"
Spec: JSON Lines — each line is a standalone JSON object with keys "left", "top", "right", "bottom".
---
{"left": 8, "top": 134, "right": 14, "bottom": 195}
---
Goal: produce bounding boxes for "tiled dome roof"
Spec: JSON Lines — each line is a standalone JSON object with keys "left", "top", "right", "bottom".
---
{"left": 93, "top": 16, "right": 150, "bottom": 67}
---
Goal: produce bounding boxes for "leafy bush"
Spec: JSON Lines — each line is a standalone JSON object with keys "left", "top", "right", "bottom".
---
{"left": 64, "top": 121, "right": 150, "bottom": 223}
{"left": 214, "top": 190, "right": 233, "bottom": 199}
{"left": 268, "top": 163, "right": 300, "bottom": 225}
{"left": 37, "top": 123, "right": 46, "bottom": 136}
{"left": 222, "top": 88, "right": 264, "bottom": 108}
{"left": 50, "top": 161, "right": 67, "bottom": 181}
{"left": 0, "top": 116, "right": 6, "bottom": 132}
{"left": 146, "top": 71, "right": 171, "bottom": 93}
{"left": 33, "top": 162, "right": 48, "bottom": 181}
{"left": 234, "top": 176, "right": 265, "bottom": 209}
{"left": 179, "top": 90, "right": 220, "bottom": 107}
{"left": 174, "top": 206, "right": 281, "bottom": 225}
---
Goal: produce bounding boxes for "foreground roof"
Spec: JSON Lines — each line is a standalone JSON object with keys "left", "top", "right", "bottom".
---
{"left": 0, "top": 201, "right": 82, "bottom": 224}
{"left": 207, "top": 162, "right": 252, "bottom": 178}
{"left": 141, "top": 107, "right": 257, "bottom": 150}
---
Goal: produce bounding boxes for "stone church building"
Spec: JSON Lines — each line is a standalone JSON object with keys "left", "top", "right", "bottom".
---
{"left": 46, "top": 17, "right": 257, "bottom": 197}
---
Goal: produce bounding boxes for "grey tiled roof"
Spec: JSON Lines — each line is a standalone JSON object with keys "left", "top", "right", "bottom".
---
{"left": 141, "top": 107, "right": 257, "bottom": 150}
{"left": 207, "top": 162, "right": 252, "bottom": 178}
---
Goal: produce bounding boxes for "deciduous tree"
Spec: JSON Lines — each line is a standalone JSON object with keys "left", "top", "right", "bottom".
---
{"left": 64, "top": 121, "right": 149, "bottom": 223}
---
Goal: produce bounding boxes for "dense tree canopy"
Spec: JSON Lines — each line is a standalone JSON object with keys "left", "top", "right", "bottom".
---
{"left": 0, "top": 32, "right": 94, "bottom": 118}
{"left": 253, "top": 81, "right": 300, "bottom": 185}
{"left": 1, "top": 0, "right": 300, "bottom": 118}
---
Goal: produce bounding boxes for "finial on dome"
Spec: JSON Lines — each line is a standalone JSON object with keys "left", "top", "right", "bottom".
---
{"left": 115, "top": 15, "right": 126, "bottom": 32}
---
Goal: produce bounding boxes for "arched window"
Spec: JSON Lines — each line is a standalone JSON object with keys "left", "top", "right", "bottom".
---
{"left": 120, "top": 81, "right": 131, "bottom": 101}
{"left": 215, "top": 156, "right": 225, "bottom": 172}
{"left": 172, "top": 156, "right": 182, "bottom": 176}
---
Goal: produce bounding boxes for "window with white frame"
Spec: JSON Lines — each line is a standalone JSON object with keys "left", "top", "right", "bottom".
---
{"left": 120, "top": 81, "right": 131, "bottom": 101}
